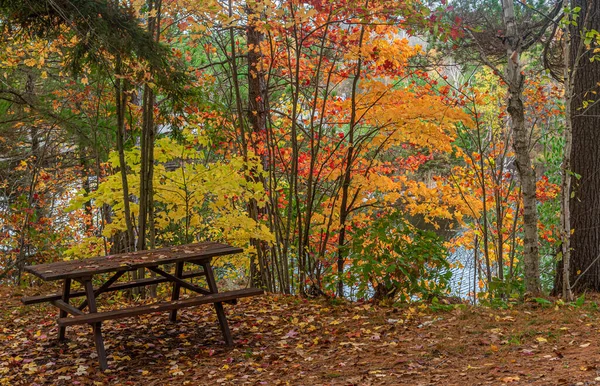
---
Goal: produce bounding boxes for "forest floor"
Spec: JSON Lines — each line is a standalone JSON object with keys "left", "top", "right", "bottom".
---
{"left": 1, "top": 285, "right": 600, "bottom": 385}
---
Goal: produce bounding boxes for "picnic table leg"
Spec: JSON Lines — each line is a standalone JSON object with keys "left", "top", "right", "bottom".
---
{"left": 169, "top": 262, "right": 184, "bottom": 322}
{"left": 58, "top": 278, "right": 71, "bottom": 341}
{"left": 202, "top": 262, "right": 233, "bottom": 346}
{"left": 83, "top": 279, "right": 108, "bottom": 370}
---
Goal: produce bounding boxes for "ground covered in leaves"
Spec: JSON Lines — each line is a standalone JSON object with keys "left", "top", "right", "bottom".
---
{"left": 2, "top": 285, "right": 600, "bottom": 385}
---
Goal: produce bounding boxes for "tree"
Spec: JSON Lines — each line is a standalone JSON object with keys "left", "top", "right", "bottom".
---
{"left": 445, "top": 0, "right": 562, "bottom": 295}
{"left": 500, "top": 0, "right": 541, "bottom": 294}
{"left": 0, "top": 0, "right": 171, "bottom": 75}
{"left": 565, "top": 0, "right": 600, "bottom": 293}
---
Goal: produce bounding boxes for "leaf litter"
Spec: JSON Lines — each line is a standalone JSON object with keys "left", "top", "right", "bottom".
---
{"left": 2, "top": 286, "right": 600, "bottom": 385}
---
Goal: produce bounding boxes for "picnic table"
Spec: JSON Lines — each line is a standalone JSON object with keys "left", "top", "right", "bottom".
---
{"left": 21, "top": 241, "right": 264, "bottom": 370}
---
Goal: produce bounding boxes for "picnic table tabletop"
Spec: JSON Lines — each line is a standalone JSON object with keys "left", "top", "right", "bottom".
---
{"left": 25, "top": 241, "right": 243, "bottom": 281}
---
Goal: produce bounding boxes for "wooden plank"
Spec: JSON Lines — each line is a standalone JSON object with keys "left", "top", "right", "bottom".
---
{"left": 83, "top": 279, "right": 108, "bottom": 370}
{"left": 148, "top": 266, "right": 211, "bottom": 295}
{"left": 30, "top": 245, "right": 239, "bottom": 281}
{"left": 25, "top": 242, "right": 242, "bottom": 281}
{"left": 169, "top": 262, "right": 184, "bottom": 322}
{"left": 24, "top": 242, "right": 232, "bottom": 279}
{"left": 58, "top": 288, "right": 264, "bottom": 327}
{"left": 51, "top": 299, "right": 84, "bottom": 316}
{"left": 29, "top": 242, "right": 220, "bottom": 273}
{"left": 79, "top": 271, "right": 126, "bottom": 311}
{"left": 21, "top": 270, "right": 206, "bottom": 305}
{"left": 57, "top": 278, "right": 71, "bottom": 341}
{"left": 202, "top": 261, "right": 233, "bottom": 346}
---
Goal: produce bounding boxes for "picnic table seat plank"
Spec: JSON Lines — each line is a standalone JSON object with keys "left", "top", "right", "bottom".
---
{"left": 21, "top": 270, "right": 207, "bottom": 305}
{"left": 57, "top": 288, "right": 264, "bottom": 327}
{"left": 25, "top": 242, "right": 242, "bottom": 281}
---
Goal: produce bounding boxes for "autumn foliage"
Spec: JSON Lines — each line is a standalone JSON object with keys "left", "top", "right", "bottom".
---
{"left": 0, "top": 0, "right": 564, "bottom": 301}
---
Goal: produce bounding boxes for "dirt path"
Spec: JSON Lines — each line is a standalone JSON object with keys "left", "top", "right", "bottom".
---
{"left": 1, "top": 286, "right": 600, "bottom": 385}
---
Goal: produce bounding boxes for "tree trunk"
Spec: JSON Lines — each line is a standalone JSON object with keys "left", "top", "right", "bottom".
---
{"left": 115, "top": 56, "right": 135, "bottom": 253}
{"left": 15, "top": 72, "right": 38, "bottom": 282}
{"left": 284, "top": 0, "right": 302, "bottom": 294}
{"left": 336, "top": 13, "right": 366, "bottom": 298}
{"left": 138, "top": 0, "right": 160, "bottom": 255}
{"left": 558, "top": 0, "right": 577, "bottom": 301}
{"left": 501, "top": 0, "right": 541, "bottom": 294}
{"left": 137, "top": 0, "right": 161, "bottom": 297}
{"left": 246, "top": 6, "right": 271, "bottom": 290}
{"left": 567, "top": 0, "right": 600, "bottom": 293}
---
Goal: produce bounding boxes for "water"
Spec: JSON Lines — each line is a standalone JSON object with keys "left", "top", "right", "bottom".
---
{"left": 447, "top": 246, "right": 477, "bottom": 300}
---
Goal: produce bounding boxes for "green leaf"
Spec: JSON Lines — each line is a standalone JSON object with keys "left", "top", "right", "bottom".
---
{"left": 575, "top": 294, "right": 585, "bottom": 307}
{"left": 534, "top": 297, "right": 553, "bottom": 306}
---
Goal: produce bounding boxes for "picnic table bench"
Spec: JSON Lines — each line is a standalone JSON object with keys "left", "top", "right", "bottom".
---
{"left": 21, "top": 241, "right": 264, "bottom": 370}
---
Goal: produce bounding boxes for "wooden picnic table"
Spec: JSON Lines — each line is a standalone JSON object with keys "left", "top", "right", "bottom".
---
{"left": 21, "top": 241, "right": 264, "bottom": 370}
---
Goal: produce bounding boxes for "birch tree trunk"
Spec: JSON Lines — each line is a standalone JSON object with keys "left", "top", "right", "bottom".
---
{"left": 501, "top": 0, "right": 541, "bottom": 294}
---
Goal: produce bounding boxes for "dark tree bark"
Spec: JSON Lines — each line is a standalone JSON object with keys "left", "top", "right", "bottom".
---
{"left": 567, "top": 0, "right": 600, "bottom": 293}
{"left": 246, "top": 10, "right": 271, "bottom": 290}
{"left": 336, "top": 11, "right": 366, "bottom": 298}
{"left": 114, "top": 56, "right": 135, "bottom": 254}
{"left": 15, "top": 73, "right": 39, "bottom": 282}
{"left": 138, "top": 0, "right": 161, "bottom": 253}
{"left": 137, "top": 0, "right": 162, "bottom": 298}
